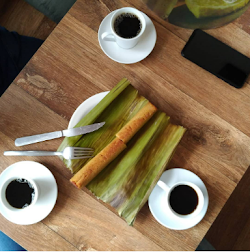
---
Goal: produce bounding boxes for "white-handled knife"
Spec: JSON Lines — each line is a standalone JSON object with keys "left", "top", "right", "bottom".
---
{"left": 15, "top": 122, "right": 105, "bottom": 146}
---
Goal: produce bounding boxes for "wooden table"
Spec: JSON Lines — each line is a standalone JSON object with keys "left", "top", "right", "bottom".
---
{"left": 1, "top": 0, "right": 250, "bottom": 250}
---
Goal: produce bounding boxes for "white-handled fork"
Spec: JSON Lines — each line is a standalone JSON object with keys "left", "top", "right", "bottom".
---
{"left": 4, "top": 147, "right": 94, "bottom": 160}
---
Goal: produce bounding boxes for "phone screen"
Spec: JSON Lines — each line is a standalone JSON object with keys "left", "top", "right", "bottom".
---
{"left": 181, "top": 29, "right": 250, "bottom": 88}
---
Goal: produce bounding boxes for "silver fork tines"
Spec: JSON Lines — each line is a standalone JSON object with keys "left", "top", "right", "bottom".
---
{"left": 65, "top": 147, "right": 94, "bottom": 159}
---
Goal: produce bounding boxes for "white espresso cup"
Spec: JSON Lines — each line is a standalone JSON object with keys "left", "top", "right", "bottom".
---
{"left": 101, "top": 7, "right": 146, "bottom": 49}
{"left": 0, "top": 176, "right": 39, "bottom": 211}
{"left": 157, "top": 180, "right": 204, "bottom": 219}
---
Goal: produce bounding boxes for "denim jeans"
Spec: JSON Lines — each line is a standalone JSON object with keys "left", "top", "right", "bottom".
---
{"left": 0, "top": 26, "right": 43, "bottom": 96}
{"left": 0, "top": 231, "right": 26, "bottom": 251}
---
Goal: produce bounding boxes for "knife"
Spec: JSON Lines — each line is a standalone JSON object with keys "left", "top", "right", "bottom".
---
{"left": 15, "top": 122, "right": 105, "bottom": 146}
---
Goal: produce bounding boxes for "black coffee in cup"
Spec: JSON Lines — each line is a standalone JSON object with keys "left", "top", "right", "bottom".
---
{"left": 5, "top": 178, "right": 35, "bottom": 209}
{"left": 169, "top": 185, "right": 198, "bottom": 215}
{"left": 114, "top": 13, "right": 142, "bottom": 39}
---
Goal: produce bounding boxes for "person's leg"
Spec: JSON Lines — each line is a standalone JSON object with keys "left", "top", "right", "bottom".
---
{"left": 0, "top": 26, "right": 43, "bottom": 96}
{"left": 17, "top": 34, "right": 43, "bottom": 70}
{"left": 0, "top": 231, "right": 26, "bottom": 251}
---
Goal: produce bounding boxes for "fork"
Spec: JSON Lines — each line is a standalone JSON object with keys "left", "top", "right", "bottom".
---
{"left": 4, "top": 147, "right": 94, "bottom": 160}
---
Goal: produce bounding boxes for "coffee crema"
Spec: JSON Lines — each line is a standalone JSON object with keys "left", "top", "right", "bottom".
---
{"left": 114, "top": 13, "right": 142, "bottom": 39}
{"left": 169, "top": 185, "right": 198, "bottom": 215}
{"left": 5, "top": 178, "right": 35, "bottom": 209}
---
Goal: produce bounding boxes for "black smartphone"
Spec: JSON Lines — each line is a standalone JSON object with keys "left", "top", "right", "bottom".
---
{"left": 181, "top": 29, "right": 250, "bottom": 89}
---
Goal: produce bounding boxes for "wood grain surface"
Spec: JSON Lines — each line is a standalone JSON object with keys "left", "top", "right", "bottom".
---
{"left": 1, "top": 0, "right": 250, "bottom": 250}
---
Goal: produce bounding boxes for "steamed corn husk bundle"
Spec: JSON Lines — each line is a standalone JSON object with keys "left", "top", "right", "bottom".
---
{"left": 58, "top": 78, "right": 186, "bottom": 225}
{"left": 58, "top": 78, "right": 148, "bottom": 174}
{"left": 70, "top": 101, "right": 158, "bottom": 189}
{"left": 87, "top": 112, "right": 185, "bottom": 225}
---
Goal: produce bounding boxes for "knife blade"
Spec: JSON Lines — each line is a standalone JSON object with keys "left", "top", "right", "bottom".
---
{"left": 15, "top": 122, "right": 105, "bottom": 146}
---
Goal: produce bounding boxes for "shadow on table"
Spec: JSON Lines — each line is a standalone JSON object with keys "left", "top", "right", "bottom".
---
{"left": 196, "top": 238, "right": 215, "bottom": 251}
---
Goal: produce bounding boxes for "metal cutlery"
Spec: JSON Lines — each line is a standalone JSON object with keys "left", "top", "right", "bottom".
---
{"left": 4, "top": 147, "right": 94, "bottom": 160}
{"left": 15, "top": 122, "right": 105, "bottom": 146}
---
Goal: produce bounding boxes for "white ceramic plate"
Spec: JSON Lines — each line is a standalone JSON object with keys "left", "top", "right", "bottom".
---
{"left": 148, "top": 168, "right": 209, "bottom": 230}
{"left": 0, "top": 161, "right": 58, "bottom": 225}
{"left": 68, "top": 92, "right": 109, "bottom": 128}
{"left": 98, "top": 11, "right": 157, "bottom": 64}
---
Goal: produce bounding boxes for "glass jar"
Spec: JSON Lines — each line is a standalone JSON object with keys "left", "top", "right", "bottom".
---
{"left": 143, "top": 0, "right": 250, "bottom": 29}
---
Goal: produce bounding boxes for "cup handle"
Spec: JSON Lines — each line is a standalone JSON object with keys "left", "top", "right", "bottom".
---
{"left": 101, "top": 32, "right": 116, "bottom": 42}
{"left": 157, "top": 180, "right": 170, "bottom": 193}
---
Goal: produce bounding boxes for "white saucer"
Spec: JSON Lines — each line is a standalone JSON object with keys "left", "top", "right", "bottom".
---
{"left": 148, "top": 168, "right": 209, "bottom": 230}
{"left": 0, "top": 161, "right": 58, "bottom": 225}
{"left": 98, "top": 11, "right": 157, "bottom": 64}
{"left": 68, "top": 92, "right": 109, "bottom": 128}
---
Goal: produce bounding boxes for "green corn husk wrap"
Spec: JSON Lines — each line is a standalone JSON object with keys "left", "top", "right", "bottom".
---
{"left": 58, "top": 78, "right": 148, "bottom": 173}
{"left": 58, "top": 78, "right": 186, "bottom": 225}
{"left": 87, "top": 112, "right": 186, "bottom": 225}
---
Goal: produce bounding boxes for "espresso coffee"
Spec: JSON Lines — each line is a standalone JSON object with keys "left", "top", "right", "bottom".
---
{"left": 169, "top": 185, "right": 198, "bottom": 215}
{"left": 114, "top": 13, "right": 142, "bottom": 39}
{"left": 5, "top": 178, "right": 35, "bottom": 209}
